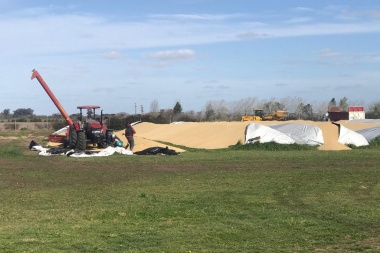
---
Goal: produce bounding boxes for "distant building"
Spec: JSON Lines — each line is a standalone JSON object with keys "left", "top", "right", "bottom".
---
{"left": 348, "top": 106, "right": 365, "bottom": 120}
{"left": 327, "top": 106, "right": 365, "bottom": 122}
{"left": 327, "top": 106, "right": 347, "bottom": 121}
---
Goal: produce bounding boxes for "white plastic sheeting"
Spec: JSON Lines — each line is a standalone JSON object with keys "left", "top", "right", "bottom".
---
{"left": 51, "top": 125, "right": 69, "bottom": 135}
{"left": 356, "top": 126, "right": 380, "bottom": 142}
{"left": 337, "top": 124, "right": 369, "bottom": 147}
{"left": 30, "top": 145, "right": 133, "bottom": 157}
{"left": 244, "top": 123, "right": 295, "bottom": 144}
{"left": 336, "top": 124, "right": 380, "bottom": 146}
{"left": 244, "top": 123, "right": 324, "bottom": 146}
{"left": 270, "top": 123, "right": 324, "bottom": 146}
{"left": 346, "top": 119, "right": 380, "bottom": 123}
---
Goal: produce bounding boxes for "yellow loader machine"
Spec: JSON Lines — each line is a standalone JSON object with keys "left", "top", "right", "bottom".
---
{"left": 241, "top": 109, "right": 264, "bottom": 121}
{"left": 241, "top": 109, "right": 288, "bottom": 121}
{"left": 262, "top": 110, "right": 288, "bottom": 121}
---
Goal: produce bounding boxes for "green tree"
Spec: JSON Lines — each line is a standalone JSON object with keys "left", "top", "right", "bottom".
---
{"left": 339, "top": 97, "right": 349, "bottom": 111}
{"left": 13, "top": 108, "right": 34, "bottom": 117}
{"left": 2, "top": 109, "right": 10, "bottom": 117}
{"left": 328, "top": 98, "right": 336, "bottom": 110}
{"left": 173, "top": 101, "right": 182, "bottom": 114}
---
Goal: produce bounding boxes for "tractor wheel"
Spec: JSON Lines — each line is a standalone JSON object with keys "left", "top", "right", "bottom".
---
{"left": 69, "top": 125, "right": 77, "bottom": 149}
{"left": 77, "top": 131, "right": 86, "bottom": 150}
{"left": 63, "top": 137, "right": 68, "bottom": 148}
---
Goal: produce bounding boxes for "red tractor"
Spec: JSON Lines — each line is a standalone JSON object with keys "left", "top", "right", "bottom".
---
{"left": 31, "top": 69, "right": 114, "bottom": 150}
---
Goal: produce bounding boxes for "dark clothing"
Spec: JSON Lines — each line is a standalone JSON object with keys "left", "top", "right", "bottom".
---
{"left": 125, "top": 125, "right": 136, "bottom": 151}
{"left": 125, "top": 126, "right": 136, "bottom": 138}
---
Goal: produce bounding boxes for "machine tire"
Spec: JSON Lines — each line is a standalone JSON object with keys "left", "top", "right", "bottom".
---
{"left": 69, "top": 125, "right": 77, "bottom": 149}
{"left": 63, "top": 137, "right": 68, "bottom": 148}
{"left": 77, "top": 130, "right": 86, "bottom": 150}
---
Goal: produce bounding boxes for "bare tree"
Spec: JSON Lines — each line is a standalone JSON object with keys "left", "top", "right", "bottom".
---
{"left": 280, "top": 96, "right": 303, "bottom": 113}
{"left": 348, "top": 99, "right": 365, "bottom": 107}
{"left": 232, "top": 97, "right": 258, "bottom": 117}
{"left": 149, "top": 99, "right": 160, "bottom": 114}
{"left": 367, "top": 102, "right": 380, "bottom": 119}
{"left": 160, "top": 108, "right": 174, "bottom": 123}
{"left": 204, "top": 102, "right": 215, "bottom": 121}
{"left": 311, "top": 100, "right": 329, "bottom": 120}
{"left": 295, "top": 103, "right": 313, "bottom": 120}
{"left": 212, "top": 100, "right": 228, "bottom": 121}
{"left": 260, "top": 98, "right": 285, "bottom": 115}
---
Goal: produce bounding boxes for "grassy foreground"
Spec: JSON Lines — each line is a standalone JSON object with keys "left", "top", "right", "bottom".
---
{"left": 1, "top": 133, "right": 380, "bottom": 252}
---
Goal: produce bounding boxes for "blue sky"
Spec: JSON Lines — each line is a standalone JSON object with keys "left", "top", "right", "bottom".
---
{"left": 1, "top": 0, "right": 380, "bottom": 115}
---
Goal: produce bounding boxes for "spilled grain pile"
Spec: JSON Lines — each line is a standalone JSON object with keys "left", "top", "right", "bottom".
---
{"left": 113, "top": 120, "right": 380, "bottom": 152}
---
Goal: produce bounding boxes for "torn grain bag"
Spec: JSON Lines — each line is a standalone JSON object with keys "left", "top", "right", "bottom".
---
{"left": 134, "top": 146, "right": 180, "bottom": 155}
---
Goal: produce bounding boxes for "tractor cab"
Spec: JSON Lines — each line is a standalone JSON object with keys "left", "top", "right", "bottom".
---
{"left": 77, "top": 106, "right": 110, "bottom": 147}
{"left": 253, "top": 109, "right": 264, "bottom": 118}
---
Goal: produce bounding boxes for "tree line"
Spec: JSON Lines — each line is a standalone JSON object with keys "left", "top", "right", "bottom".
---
{"left": 2, "top": 97, "right": 380, "bottom": 131}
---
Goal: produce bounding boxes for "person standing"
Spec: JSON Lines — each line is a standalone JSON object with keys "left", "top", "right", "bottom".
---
{"left": 124, "top": 123, "right": 136, "bottom": 151}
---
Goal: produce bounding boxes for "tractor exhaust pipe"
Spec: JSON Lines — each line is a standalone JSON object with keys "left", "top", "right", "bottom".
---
{"left": 31, "top": 69, "right": 74, "bottom": 126}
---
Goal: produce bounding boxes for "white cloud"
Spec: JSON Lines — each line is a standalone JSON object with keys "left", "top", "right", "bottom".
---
{"left": 1, "top": 7, "right": 380, "bottom": 59}
{"left": 319, "top": 49, "right": 345, "bottom": 58}
{"left": 236, "top": 32, "right": 270, "bottom": 40}
{"left": 102, "top": 51, "right": 125, "bottom": 59}
{"left": 148, "top": 49, "right": 195, "bottom": 61}
{"left": 285, "top": 17, "right": 313, "bottom": 24}
{"left": 291, "top": 7, "right": 315, "bottom": 12}
{"left": 148, "top": 13, "right": 248, "bottom": 21}
{"left": 217, "top": 85, "right": 230, "bottom": 89}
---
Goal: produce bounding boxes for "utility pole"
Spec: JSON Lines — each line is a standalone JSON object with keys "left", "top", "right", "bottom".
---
{"left": 140, "top": 105, "right": 143, "bottom": 121}
{"left": 134, "top": 103, "right": 137, "bottom": 115}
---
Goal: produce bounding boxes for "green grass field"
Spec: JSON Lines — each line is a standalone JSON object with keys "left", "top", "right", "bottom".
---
{"left": 1, "top": 131, "right": 380, "bottom": 252}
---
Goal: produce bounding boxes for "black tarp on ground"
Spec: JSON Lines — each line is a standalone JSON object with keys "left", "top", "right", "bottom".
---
{"left": 134, "top": 146, "right": 180, "bottom": 155}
